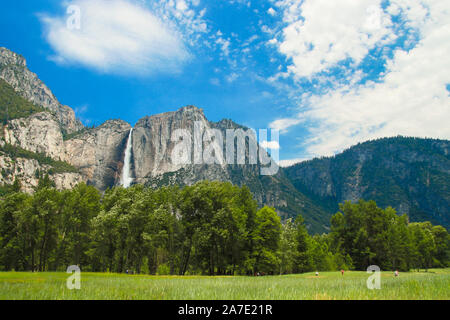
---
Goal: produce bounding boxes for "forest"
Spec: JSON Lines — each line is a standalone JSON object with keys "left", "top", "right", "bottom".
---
{"left": 0, "top": 178, "right": 448, "bottom": 275}
{"left": 0, "top": 79, "right": 46, "bottom": 124}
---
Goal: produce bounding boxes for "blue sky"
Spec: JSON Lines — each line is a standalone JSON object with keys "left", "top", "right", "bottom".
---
{"left": 1, "top": 0, "right": 449, "bottom": 165}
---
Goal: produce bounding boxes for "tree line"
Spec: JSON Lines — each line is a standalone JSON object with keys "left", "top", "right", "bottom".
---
{"left": 0, "top": 180, "right": 448, "bottom": 274}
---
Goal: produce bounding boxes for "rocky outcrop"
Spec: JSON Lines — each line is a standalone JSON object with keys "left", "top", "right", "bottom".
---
{"left": 0, "top": 154, "right": 83, "bottom": 193}
{"left": 3, "top": 112, "right": 66, "bottom": 160}
{"left": 1, "top": 112, "right": 131, "bottom": 192}
{"left": 64, "top": 120, "right": 132, "bottom": 190}
{"left": 0, "top": 113, "right": 84, "bottom": 192}
{"left": 0, "top": 47, "right": 83, "bottom": 133}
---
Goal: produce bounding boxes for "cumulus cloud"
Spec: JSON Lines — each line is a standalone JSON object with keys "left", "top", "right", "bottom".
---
{"left": 40, "top": 0, "right": 196, "bottom": 75}
{"left": 274, "top": 0, "right": 395, "bottom": 79}
{"left": 270, "top": 0, "right": 450, "bottom": 158}
{"left": 216, "top": 37, "right": 231, "bottom": 57}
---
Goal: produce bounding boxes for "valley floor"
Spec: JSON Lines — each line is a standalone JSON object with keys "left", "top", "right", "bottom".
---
{"left": 0, "top": 269, "right": 449, "bottom": 300}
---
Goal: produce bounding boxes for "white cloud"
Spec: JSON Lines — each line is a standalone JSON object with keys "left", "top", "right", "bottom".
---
{"left": 40, "top": 0, "right": 199, "bottom": 75}
{"left": 216, "top": 37, "right": 231, "bottom": 56}
{"left": 269, "top": 117, "right": 302, "bottom": 133}
{"left": 267, "top": 8, "right": 276, "bottom": 16}
{"left": 272, "top": 0, "right": 450, "bottom": 158}
{"left": 267, "top": 38, "right": 278, "bottom": 45}
{"left": 176, "top": 0, "right": 189, "bottom": 12}
{"left": 260, "top": 140, "right": 280, "bottom": 150}
{"left": 274, "top": 0, "right": 395, "bottom": 78}
{"left": 226, "top": 73, "right": 239, "bottom": 83}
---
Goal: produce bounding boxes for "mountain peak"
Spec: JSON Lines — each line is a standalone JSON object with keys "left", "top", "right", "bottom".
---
{"left": 0, "top": 47, "right": 84, "bottom": 134}
{"left": 177, "top": 105, "right": 205, "bottom": 115}
{"left": 136, "top": 105, "right": 207, "bottom": 128}
{"left": 0, "top": 47, "right": 27, "bottom": 68}
{"left": 211, "top": 118, "right": 247, "bottom": 130}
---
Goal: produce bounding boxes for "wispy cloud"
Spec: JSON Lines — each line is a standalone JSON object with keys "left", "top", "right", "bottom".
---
{"left": 39, "top": 0, "right": 199, "bottom": 76}
{"left": 270, "top": 117, "right": 303, "bottom": 133}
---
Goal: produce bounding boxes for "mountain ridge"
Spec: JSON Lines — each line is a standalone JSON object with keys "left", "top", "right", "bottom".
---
{"left": 285, "top": 136, "right": 450, "bottom": 229}
{"left": 0, "top": 47, "right": 448, "bottom": 232}
{"left": 0, "top": 47, "right": 83, "bottom": 134}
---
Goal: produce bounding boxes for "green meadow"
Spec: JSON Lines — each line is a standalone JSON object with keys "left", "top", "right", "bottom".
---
{"left": 0, "top": 269, "right": 449, "bottom": 300}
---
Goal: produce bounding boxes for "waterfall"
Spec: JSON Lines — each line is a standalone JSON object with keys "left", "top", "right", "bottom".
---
{"left": 121, "top": 128, "right": 133, "bottom": 188}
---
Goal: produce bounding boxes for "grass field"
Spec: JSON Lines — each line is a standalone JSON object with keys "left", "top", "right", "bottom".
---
{"left": 0, "top": 269, "right": 449, "bottom": 300}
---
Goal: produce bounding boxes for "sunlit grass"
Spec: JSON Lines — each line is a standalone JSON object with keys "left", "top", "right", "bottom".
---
{"left": 0, "top": 269, "right": 448, "bottom": 300}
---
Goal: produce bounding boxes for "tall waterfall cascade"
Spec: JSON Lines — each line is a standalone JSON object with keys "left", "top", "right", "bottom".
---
{"left": 121, "top": 128, "right": 134, "bottom": 188}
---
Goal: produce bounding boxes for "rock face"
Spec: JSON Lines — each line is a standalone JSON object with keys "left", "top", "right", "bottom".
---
{"left": 64, "top": 120, "right": 132, "bottom": 190}
{"left": 285, "top": 137, "right": 450, "bottom": 229}
{"left": 1, "top": 114, "right": 130, "bottom": 192}
{"left": 0, "top": 47, "right": 83, "bottom": 134}
{"left": 132, "top": 106, "right": 329, "bottom": 232}
{"left": 132, "top": 106, "right": 218, "bottom": 181}
{"left": 4, "top": 112, "right": 66, "bottom": 160}
{"left": 132, "top": 105, "right": 276, "bottom": 183}
{"left": 0, "top": 154, "right": 83, "bottom": 193}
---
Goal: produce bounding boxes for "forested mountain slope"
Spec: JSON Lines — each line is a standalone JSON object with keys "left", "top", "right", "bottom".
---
{"left": 285, "top": 137, "right": 450, "bottom": 229}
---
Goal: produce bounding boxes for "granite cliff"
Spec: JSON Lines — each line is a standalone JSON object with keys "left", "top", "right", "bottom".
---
{"left": 1, "top": 47, "right": 448, "bottom": 233}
